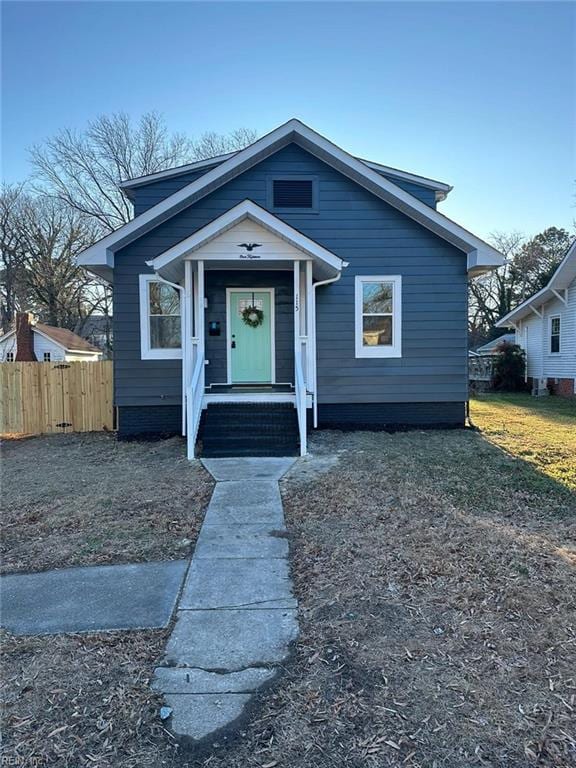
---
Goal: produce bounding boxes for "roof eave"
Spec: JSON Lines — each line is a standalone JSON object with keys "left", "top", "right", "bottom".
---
{"left": 76, "top": 118, "right": 504, "bottom": 274}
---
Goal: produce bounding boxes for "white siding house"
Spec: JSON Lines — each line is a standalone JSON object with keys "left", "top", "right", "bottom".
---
{"left": 0, "top": 321, "right": 102, "bottom": 362}
{"left": 497, "top": 241, "right": 576, "bottom": 396}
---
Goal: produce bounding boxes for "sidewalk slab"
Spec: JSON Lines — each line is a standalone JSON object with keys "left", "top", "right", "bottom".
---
{"left": 164, "top": 693, "right": 252, "bottom": 742}
{"left": 194, "top": 523, "right": 289, "bottom": 560}
{"left": 152, "top": 666, "right": 276, "bottom": 694}
{"left": 202, "top": 457, "right": 296, "bottom": 482}
{"left": 203, "top": 480, "right": 284, "bottom": 526}
{"left": 0, "top": 560, "right": 188, "bottom": 636}
{"left": 164, "top": 608, "right": 298, "bottom": 671}
{"left": 179, "top": 557, "right": 296, "bottom": 610}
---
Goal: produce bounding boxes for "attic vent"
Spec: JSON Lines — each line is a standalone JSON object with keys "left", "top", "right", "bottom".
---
{"left": 272, "top": 179, "right": 314, "bottom": 209}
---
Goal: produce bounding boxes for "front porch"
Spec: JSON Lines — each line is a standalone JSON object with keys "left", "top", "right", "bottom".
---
{"left": 147, "top": 200, "right": 346, "bottom": 458}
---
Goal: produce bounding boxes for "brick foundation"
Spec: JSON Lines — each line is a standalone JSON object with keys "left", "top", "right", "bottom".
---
{"left": 546, "top": 378, "right": 575, "bottom": 397}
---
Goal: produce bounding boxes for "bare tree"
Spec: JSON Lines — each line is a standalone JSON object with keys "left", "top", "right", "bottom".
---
{"left": 31, "top": 113, "right": 258, "bottom": 232}
{"left": 15, "top": 196, "right": 108, "bottom": 329}
{"left": 190, "top": 127, "right": 258, "bottom": 160}
{"left": 0, "top": 184, "right": 30, "bottom": 331}
{"left": 469, "top": 227, "right": 571, "bottom": 346}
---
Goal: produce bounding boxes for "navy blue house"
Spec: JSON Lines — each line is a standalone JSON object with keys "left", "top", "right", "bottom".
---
{"left": 78, "top": 120, "right": 503, "bottom": 457}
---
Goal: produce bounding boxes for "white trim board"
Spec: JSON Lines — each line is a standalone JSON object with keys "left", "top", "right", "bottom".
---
{"left": 148, "top": 200, "right": 345, "bottom": 283}
{"left": 139, "top": 274, "right": 183, "bottom": 360}
{"left": 497, "top": 240, "right": 576, "bottom": 327}
{"left": 120, "top": 150, "right": 451, "bottom": 198}
{"left": 226, "top": 287, "right": 276, "bottom": 385}
{"left": 354, "top": 275, "right": 402, "bottom": 359}
{"left": 78, "top": 118, "right": 503, "bottom": 279}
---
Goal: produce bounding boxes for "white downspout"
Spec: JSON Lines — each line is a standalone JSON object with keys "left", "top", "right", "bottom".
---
{"left": 311, "top": 267, "right": 347, "bottom": 429}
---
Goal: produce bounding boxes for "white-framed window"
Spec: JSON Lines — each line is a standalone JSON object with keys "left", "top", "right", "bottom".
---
{"left": 550, "top": 315, "right": 561, "bottom": 354}
{"left": 6, "top": 351, "right": 15, "bottom": 362}
{"left": 43, "top": 352, "right": 51, "bottom": 362}
{"left": 139, "top": 274, "right": 182, "bottom": 360}
{"left": 355, "top": 275, "right": 402, "bottom": 358}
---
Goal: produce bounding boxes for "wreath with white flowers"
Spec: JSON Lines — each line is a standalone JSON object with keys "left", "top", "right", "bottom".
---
{"left": 241, "top": 305, "right": 264, "bottom": 328}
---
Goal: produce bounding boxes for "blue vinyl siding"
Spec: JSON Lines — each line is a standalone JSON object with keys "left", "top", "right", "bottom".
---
{"left": 113, "top": 143, "right": 467, "bottom": 408}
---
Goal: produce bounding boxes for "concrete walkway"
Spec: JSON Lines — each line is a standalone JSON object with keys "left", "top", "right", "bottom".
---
{"left": 152, "top": 457, "right": 299, "bottom": 743}
{"left": 0, "top": 560, "right": 188, "bottom": 635}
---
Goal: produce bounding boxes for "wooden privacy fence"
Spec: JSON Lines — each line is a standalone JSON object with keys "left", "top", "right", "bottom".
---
{"left": 1, "top": 361, "right": 113, "bottom": 435}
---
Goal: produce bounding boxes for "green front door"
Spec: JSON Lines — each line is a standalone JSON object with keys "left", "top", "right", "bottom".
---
{"left": 229, "top": 290, "right": 273, "bottom": 383}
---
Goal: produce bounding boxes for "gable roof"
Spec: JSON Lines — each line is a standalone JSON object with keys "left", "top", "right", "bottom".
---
{"left": 0, "top": 323, "right": 101, "bottom": 354}
{"left": 149, "top": 199, "right": 347, "bottom": 283}
{"left": 120, "top": 150, "right": 453, "bottom": 202}
{"left": 78, "top": 118, "right": 504, "bottom": 282}
{"left": 496, "top": 240, "right": 576, "bottom": 327}
{"left": 475, "top": 333, "right": 516, "bottom": 354}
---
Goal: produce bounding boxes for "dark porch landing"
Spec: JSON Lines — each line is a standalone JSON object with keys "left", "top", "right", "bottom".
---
{"left": 206, "top": 383, "right": 294, "bottom": 394}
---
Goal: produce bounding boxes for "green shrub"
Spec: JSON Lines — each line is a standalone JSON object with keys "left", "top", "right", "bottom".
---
{"left": 492, "top": 342, "right": 527, "bottom": 392}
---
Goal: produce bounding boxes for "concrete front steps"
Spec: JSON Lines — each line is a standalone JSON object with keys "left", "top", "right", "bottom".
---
{"left": 200, "top": 402, "right": 299, "bottom": 457}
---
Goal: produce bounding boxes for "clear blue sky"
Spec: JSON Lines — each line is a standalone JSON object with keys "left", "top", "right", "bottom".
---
{"left": 2, "top": 1, "right": 574, "bottom": 239}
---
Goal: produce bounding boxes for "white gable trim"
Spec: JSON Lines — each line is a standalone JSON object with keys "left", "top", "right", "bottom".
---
{"left": 78, "top": 119, "right": 504, "bottom": 276}
{"left": 149, "top": 200, "right": 346, "bottom": 275}
{"left": 497, "top": 240, "right": 576, "bottom": 327}
{"left": 120, "top": 151, "right": 452, "bottom": 198}
{"left": 119, "top": 151, "right": 239, "bottom": 190}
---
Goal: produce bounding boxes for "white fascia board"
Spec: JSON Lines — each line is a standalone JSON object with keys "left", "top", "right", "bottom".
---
{"left": 0, "top": 329, "right": 16, "bottom": 344}
{"left": 76, "top": 118, "right": 504, "bottom": 273}
{"left": 120, "top": 150, "right": 452, "bottom": 198}
{"left": 359, "top": 159, "right": 452, "bottom": 195}
{"left": 150, "top": 200, "right": 345, "bottom": 273}
{"left": 119, "top": 151, "right": 240, "bottom": 189}
{"left": 496, "top": 241, "right": 576, "bottom": 326}
{"left": 496, "top": 287, "right": 551, "bottom": 327}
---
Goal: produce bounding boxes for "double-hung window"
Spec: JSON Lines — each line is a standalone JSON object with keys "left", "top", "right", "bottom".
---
{"left": 139, "top": 274, "right": 182, "bottom": 359}
{"left": 550, "top": 316, "right": 561, "bottom": 354}
{"left": 355, "top": 275, "right": 402, "bottom": 358}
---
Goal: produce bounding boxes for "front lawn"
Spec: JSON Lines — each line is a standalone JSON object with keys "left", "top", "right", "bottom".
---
{"left": 199, "top": 397, "right": 575, "bottom": 768}
{"left": 1, "top": 433, "right": 214, "bottom": 574}
{"left": 471, "top": 393, "right": 575, "bottom": 490}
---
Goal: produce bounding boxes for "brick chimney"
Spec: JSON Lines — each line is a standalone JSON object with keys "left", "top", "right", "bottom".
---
{"left": 15, "top": 312, "right": 37, "bottom": 361}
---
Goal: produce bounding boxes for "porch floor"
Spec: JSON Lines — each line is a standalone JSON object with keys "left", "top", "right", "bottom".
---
{"left": 206, "top": 383, "right": 294, "bottom": 394}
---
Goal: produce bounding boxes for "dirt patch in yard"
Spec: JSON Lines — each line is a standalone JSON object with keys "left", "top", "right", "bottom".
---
{"left": 1, "top": 433, "right": 214, "bottom": 574}
{"left": 180, "top": 426, "right": 575, "bottom": 768}
{"left": 0, "top": 627, "right": 182, "bottom": 768}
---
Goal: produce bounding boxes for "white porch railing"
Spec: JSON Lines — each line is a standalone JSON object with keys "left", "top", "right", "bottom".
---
{"left": 295, "top": 337, "right": 307, "bottom": 456}
{"left": 186, "top": 340, "right": 205, "bottom": 459}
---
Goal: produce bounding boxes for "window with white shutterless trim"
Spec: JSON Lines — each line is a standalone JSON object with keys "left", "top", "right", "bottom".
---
{"left": 139, "top": 274, "right": 182, "bottom": 359}
{"left": 550, "top": 315, "right": 561, "bottom": 354}
{"left": 355, "top": 275, "right": 402, "bottom": 358}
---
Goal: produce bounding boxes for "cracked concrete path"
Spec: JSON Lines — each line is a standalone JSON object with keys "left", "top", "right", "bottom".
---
{"left": 152, "top": 457, "right": 298, "bottom": 743}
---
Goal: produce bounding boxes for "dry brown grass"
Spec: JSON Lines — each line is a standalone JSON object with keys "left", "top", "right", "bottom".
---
{"left": 183, "top": 422, "right": 575, "bottom": 768}
{"left": 1, "top": 433, "right": 214, "bottom": 574}
{"left": 0, "top": 628, "right": 181, "bottom": 767}
{"left": 1, "top": 403, "right": 575, "bottom": 768}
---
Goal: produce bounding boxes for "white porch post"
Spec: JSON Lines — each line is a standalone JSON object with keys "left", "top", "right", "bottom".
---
{"left": 196, "top": 260, "right": 205, "bottom": 350}
{"left": 305, "top": 260, "right": 313, "bottom": 393}
{"left": 293, "top": 261, "right": 301, "bottom": 368}
{"left": 181, "top": 261, "right": 192, "bottom": 435}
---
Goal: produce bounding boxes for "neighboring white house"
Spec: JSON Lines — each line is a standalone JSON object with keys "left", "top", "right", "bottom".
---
{"left": 0, "top": 315, "right": 102, "bottom": 363}
{"left": 497, "top": 240, "right": 576, "bottom": 396}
